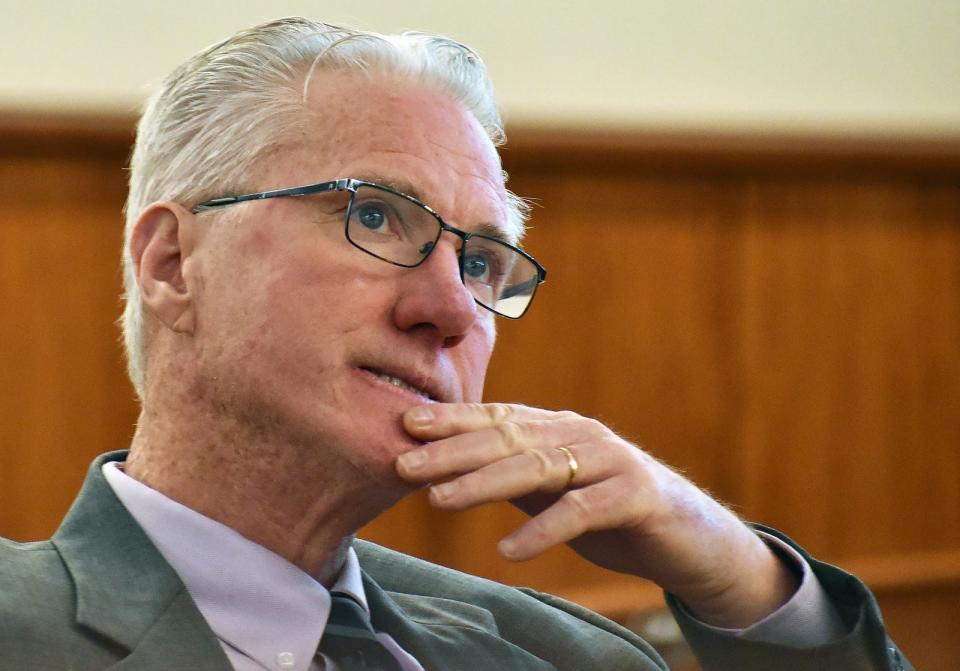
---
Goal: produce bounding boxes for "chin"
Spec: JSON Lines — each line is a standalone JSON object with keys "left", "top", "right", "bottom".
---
{"left": 324, "top": 413, "right": 420, "bottom": 480}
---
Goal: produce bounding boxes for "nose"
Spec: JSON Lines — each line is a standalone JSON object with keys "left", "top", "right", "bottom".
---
{"left": 391, "top": 235, "right": 479, "bottom": 343}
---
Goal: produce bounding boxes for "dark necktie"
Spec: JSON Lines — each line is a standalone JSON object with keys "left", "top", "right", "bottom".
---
{"left": 318, "top": 592, "right": 404, "bottom": 671}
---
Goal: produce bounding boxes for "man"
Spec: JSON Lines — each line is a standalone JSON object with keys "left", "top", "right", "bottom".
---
{"left": 0, "top": 17, "right": 909, "bottom": 671}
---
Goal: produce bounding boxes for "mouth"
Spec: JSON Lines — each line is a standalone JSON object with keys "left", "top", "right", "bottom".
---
{"left": 359, "top": 366, "right": 438, "bottom": 403}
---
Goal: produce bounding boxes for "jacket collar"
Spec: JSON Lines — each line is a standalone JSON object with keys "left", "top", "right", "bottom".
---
{"left": 50, "top": 453, "right": 550, "bottom": 670}
{"left": 51, "top": 451, "right": 229, "bottom": 669}
{"left": 358, "top": 542, "right": 554, "bottom": 670}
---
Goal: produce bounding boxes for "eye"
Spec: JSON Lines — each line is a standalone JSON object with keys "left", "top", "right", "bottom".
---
{"left": 463, "top": 246, "right": 510, "bottom": 289}
{"left": 355, "top": 202, "right": 390, "bottom": 233}
{"left": 463, "top": 253, "right": 491, "bottom": 282}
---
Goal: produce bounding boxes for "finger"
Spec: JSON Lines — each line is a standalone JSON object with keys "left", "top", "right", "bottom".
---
{"left": 497, "top": 477, "right": 643, "bottom": 561}
{"left": 427, "top": 445, "right": 593, "bottom": 511}
{"left": 395, "top": 426, "right": 516, "bottom": 483}
{"left": 403, "top": 402, "right": 562, "bottom": 441}
{"left": 397, "top": 415, "right": 587, "bottom": 481}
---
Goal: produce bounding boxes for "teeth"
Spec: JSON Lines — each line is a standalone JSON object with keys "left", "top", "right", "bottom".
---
{"left": 374, "top": 371, "right": 429, "bottom": 399}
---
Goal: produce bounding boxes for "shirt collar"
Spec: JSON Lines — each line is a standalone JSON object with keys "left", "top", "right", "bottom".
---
{"left": 102, "top": 461, "right": 366, "bottom": 670}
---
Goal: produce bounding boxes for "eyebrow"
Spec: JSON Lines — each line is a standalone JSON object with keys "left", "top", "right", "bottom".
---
{"left": 357, "top": 174, "right": 515, "bottom": 244}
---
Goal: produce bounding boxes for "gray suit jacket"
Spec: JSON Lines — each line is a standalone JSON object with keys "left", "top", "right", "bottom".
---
{"left": 0, "top": 452, "right": 910, "bottom": 670}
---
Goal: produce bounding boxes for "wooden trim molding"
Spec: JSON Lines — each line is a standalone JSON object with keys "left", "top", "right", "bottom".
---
{"left": 844, "top": 548, "right": 960, "bottom": 594}
{"left": 554, "top": 548, "right": 960, "bottom": 620}
{"left": 554, "top": 579, "right": 665, "bottom": 620}
{"left": 3, "top": 108, "right": 960, "bottom": 176}
{"left": 0, "top": 110, "right": 135, "bottom": 154}
{"left": 501, "top": 125, "right": 960, "bottom": 176}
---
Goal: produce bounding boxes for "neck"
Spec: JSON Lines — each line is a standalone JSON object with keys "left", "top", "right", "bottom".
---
{"left": 124, "top": 389, "right": 404, "bottom": 585}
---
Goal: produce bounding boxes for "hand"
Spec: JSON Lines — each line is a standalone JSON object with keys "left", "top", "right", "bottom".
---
{"left": 395, "top": 402, "right": 798, "bottom": 628}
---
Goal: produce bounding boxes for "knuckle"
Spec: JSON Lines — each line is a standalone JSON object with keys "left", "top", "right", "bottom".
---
{"left": 523, "top": 518, "right": 553, "bottom": 547}
{"left": 556, "top": 493, "right": 592, "bottom": 536}
{"left": 463, "top": 402, "right": 487, "bottom": 416}
{"left": 582, "top": 416, "right": 611, "bottom": 436}
{"left": 527, "top": 448, "right": 553, "bottom": 480}
{"left": 486, "top": 403, "right": 515, "bottom": 423}
{"left": 561, "top": 485, "right": 623, "bottom": 530}
{"left": 560, "top": 412, "right": 616, "bottom": 443}
{"left": 452, "top": 472, "right": 480, "bottom": 499}
{"left": 492, "top": 420, "right": 523, "bottom": 449}
{"left": 562, "top": 487, "right": 594, "bottom": 520}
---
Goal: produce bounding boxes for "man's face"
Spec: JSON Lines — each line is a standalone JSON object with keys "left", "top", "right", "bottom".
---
{"left": 184, "top": 71, "right": 507, "bottom": 482}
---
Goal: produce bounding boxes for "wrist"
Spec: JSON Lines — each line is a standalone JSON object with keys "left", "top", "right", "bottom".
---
{"left": 680, "top": 531, "right": 800, "bottom": 628}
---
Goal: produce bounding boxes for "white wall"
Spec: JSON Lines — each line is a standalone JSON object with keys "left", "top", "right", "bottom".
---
{"left": 2, "top": 0, "right": 958, "bottom": 136}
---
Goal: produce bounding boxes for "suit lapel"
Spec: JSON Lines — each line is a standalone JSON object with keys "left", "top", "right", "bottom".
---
{"left": 107, "top": 590, "right": 230, "bottom": 671}
{"left": 50, "top": 455, "right": 563, "bottom": 670}
{"left": 362, "top": 571, "right": 554, "bottom": 671}
{"left": 52, "top": 451, "right": 230, "bottom": 670}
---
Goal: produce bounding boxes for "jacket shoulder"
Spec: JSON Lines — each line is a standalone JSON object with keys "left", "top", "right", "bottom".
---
{"left": 0, "top": 537, "right": 67, "bottom": 630}
{"left": 0, "top": 536, "right": 120, "bottom": 667}
{"left": 355, "top": 539, "right": 666, "bottom": 670}
{"left": 0, "top": 536, "right": 71, "bottom": 605}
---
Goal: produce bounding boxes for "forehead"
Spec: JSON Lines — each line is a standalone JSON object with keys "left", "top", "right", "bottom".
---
{"left": 268, "top": 70, "right": 514, "bottom": 241}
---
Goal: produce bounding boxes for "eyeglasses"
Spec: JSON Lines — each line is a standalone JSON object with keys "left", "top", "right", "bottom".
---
{"left": 192, "top": 178, "right": 547, "bottom": 318}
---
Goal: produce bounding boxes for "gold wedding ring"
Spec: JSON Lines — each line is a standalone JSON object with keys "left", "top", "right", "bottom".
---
{"left": 556, "top": 446, "right": 579, "bottom": 489}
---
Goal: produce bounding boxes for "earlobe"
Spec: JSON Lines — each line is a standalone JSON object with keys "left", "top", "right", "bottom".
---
{"left": 130, "top": 202, "right": 198, "bottom": 334}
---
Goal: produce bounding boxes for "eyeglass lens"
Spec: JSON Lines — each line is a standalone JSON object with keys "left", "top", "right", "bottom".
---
{"left": 345, "top": 184, "right": 539, "bottom": 318}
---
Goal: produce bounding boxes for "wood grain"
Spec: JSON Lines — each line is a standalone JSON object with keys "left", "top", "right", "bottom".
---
{"left": 1, "top": 113, "right": 957, "bottom": 666}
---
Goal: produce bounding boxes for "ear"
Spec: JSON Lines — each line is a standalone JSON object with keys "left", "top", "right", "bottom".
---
{"left": 129, "top": 202, "right": 199, "bottom": 334}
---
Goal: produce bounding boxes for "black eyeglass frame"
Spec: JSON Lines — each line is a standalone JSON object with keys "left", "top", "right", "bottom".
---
{"left": 192, "top": 178, "right": 547, "bottom": 319}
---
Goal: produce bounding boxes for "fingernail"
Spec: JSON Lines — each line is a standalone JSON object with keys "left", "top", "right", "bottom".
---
{"left": 407, "top": 406, "right": 434, "bottom": 428}
{"left": 498, "top": 538, "right": 518, "bottom": 559}
{"left": 398, "top": 450, "right": 426, "bottom": 472}
{"left": 430, "top": 482, "right": 455, "bottom": 503}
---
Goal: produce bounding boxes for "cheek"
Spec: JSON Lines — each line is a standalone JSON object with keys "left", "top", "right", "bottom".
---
{"left": 262, "top": 256, "right": 363, "bottom": 335}
{"left": 458, "top": 321, "right": 496, "bottom": 402}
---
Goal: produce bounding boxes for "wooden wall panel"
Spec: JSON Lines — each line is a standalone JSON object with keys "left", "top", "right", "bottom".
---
{"left": 0, "top": 144, "right": 140, "bottom": 540}
{"left": 2, "top": 113, "right": 958, "bottom": 667}
{"left": 735, "top": 180, "right": 960, "bottom": 557}
{"left": 869, "top": 584, "right": 960, "bottom": 670}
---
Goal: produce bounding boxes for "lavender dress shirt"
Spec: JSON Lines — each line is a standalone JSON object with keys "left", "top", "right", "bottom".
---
{"left": 103, "top": 463, "right": 422, "bottom": 671}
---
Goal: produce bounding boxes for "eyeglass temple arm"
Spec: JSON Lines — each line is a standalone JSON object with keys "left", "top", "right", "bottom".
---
{"left": 500, "top": 275, "right": 544, "bottom": 300}
{"left": 191, "top": 179, "right": 351, "bottom": 213}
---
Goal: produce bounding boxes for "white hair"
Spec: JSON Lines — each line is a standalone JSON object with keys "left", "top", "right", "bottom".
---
{"left": 122, "top": 17, "right": 527, "bottom": 400}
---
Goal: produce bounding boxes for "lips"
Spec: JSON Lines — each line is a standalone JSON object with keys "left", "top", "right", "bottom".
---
{"left": 359, "top": 366, "right": 439, "bottom": 403}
